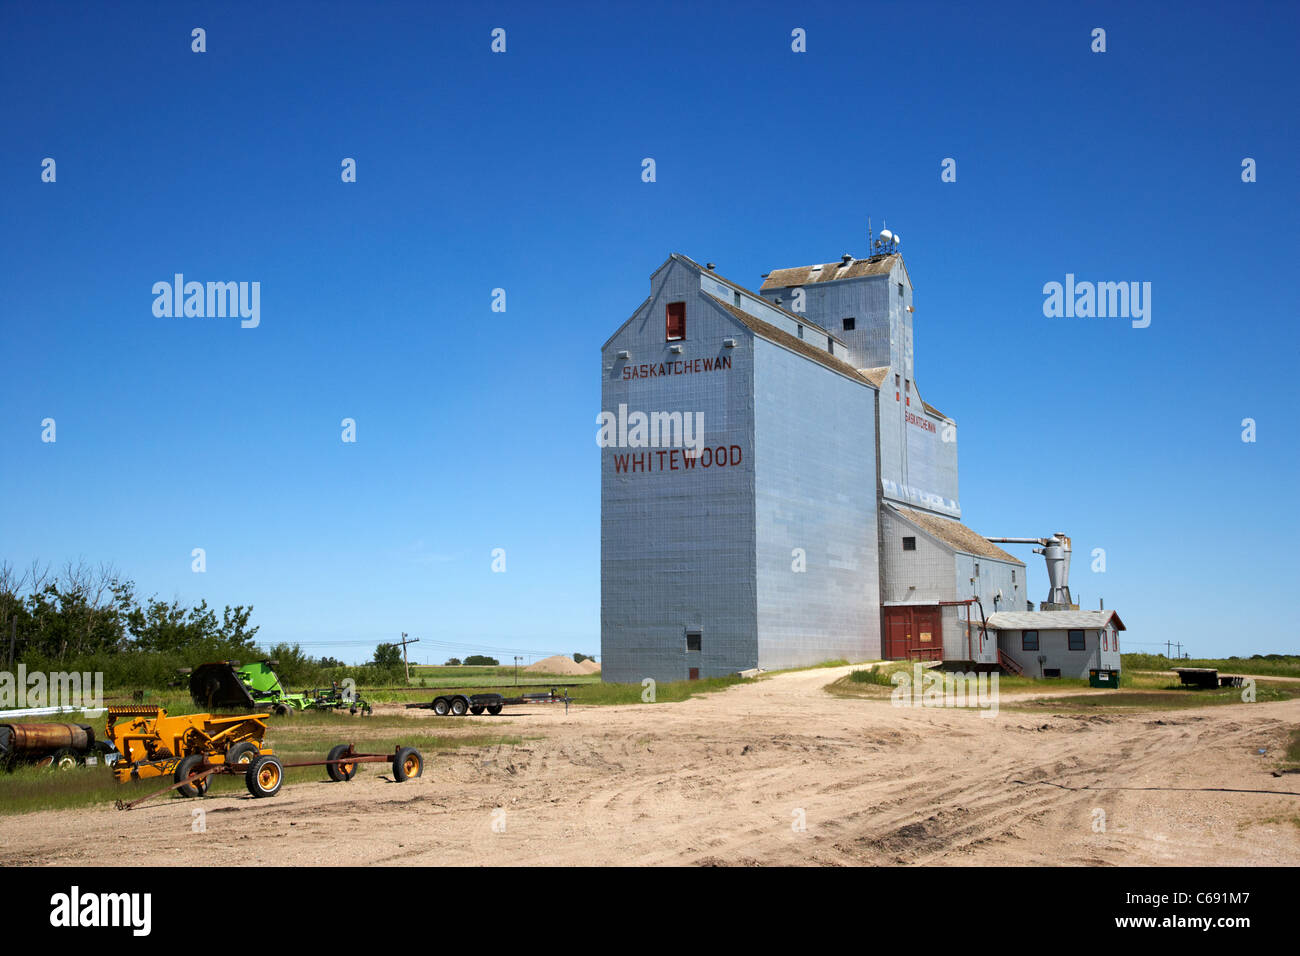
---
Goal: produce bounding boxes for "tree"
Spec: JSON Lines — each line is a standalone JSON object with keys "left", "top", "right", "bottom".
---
{"left": 318, "top": 656, "right": 344, "bottom": 669}
{"left": 574, "top": 652, "right": 592, "bottom": 663}
{"left": 463, "top": 654, "right": 498, "bottom": 666}
{"left": 444, "top": 657, "right": 462, "bottom": 666}
{"left": 373, "top": 643, "right": 403, "bottom": 668}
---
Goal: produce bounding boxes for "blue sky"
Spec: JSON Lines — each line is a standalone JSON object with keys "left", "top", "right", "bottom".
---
{"left": 2, "top": 1, "right": 1296, "bottom": 663}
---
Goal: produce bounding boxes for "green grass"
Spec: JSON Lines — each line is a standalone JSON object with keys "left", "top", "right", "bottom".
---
{"left": 0, "top": 718, "right": 518, "bottom": 816}
{"left": 1122, "top": 653, "right": 1300, "bottom": 678}
{"left": 829, "top": 663, "right": 1299, "bottom": 709}
{"left": 1004, "top": 680, "right": 1300, "bottom": 713}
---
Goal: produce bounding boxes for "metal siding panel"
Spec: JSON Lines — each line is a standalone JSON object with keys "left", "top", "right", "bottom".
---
{"left": 752, "top": 338, "right": 880, "bottom": 668}
{"left": 601, "top": 260, "right": 758, "bottom": 684}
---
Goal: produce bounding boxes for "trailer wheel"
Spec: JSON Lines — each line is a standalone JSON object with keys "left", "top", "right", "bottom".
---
{"left": 450, "top": 696, "right": 469, "bottom": 716}
{"left": 226, "top": 742, "right": 260, "bottom": 766}
{"left": 392, "top": 747, "right": 423, "bottom": 782}
{"left": 245, "top": 754, "right": 284, "bottom": 798}
{"left": 470, "top": 705, "right": 484, "bottom": 715}
{"left": 432, "top": 697, "right": 450, "bottom": 715}
{"left": 50, "top": 748, "right": 82, "bottom": 772}
{"left": 487, "top": 705, "right": 503, "bottom": 716}
{"left": 175, "top": 754, "right": 210, "bottom": 797}
{"left": 326, "top": 744, "right": 358, "bottom": 782}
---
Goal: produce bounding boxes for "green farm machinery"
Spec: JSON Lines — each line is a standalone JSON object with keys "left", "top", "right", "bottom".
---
{"left": 187, "top": 660, "right": 372, "bottom": 716}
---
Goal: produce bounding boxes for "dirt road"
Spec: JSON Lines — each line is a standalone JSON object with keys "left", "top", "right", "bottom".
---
{"left": 3, "top": 665, "right": 1298, "bottom": 866}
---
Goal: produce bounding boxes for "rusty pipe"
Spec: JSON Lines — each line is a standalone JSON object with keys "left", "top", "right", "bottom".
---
{"left": 1, "top": 722, "right": 94, "bottom": 754}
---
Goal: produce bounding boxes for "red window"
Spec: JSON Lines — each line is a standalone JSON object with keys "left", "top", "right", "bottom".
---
{"left": 1103, "top": 632, "right": 1109, "bottom": 651}
{"left": 666, "top": 302, "right": 686, "bottom": 341}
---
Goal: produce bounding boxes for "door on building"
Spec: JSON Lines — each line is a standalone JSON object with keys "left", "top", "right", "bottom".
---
{"left": 883, "top": 606, "right": 944, "bottom": 661}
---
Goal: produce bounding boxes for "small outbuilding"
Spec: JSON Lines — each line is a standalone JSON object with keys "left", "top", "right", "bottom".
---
{"left": 985, "top": 610, "right": 1125, "bottom": 679}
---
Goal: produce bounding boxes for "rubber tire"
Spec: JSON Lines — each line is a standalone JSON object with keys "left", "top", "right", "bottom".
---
{"left": 470, "top": 705, "right": 484, "bottom": 715}
{"left": 487, "top": 705, "right": 503, "bottom": 716}
{"left": 432, "top": 697, "right": 450, "bottom": 716}
{"left": 392, "top": 747, "right": 423, "bottom": 782}
{"left": 326, "top": 744, "right": 357, "bottom": 782}
{"left": 226, "top": 741, "right": 260, "bottom": 766}
{"left": 175, "top": 754, "right": 210, "bottom": 797}
{"left": 50, "top": 748, "right": 82, "bottom": 772}
{"left": 245, "top": 754, "right": 284, "bottom": 798}
{"left": 273, "top": 703, "right": 294, "bottom": 717}
{"left": 450, "top": 697, "right": 469, "bottom": 716}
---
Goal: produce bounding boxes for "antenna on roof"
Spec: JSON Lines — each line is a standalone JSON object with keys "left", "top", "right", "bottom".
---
{"left": 870, "top": 218, "right": 900, "bottom": 256}
{"left": 867, "top": 217, "right": 872, "bottom": 258}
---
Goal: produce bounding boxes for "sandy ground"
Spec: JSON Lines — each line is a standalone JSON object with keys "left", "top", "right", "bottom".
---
{"left": 2, "top": 665, "right": 1298, "bottom": 866}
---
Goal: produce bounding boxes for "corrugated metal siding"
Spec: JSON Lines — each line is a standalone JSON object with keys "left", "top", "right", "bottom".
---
{"left": 600, "top": 259, "right": 758, "bottom": 683}
{"left": 997, "top": 628, "right": 1113, "bottom": 678}
{"left": 753, "top": 337, "right": 880, "bottom": 668}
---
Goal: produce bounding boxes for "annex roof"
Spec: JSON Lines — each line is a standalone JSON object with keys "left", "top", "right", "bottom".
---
{"left": 985, "top": 610, "right": 1127, "bottom": 631}
{"left": 887, "top": 504, "right": 1023, "bottom": 564}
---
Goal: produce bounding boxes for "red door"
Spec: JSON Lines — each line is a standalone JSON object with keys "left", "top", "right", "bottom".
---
{"left": 885, "top": 608, "right": 910, "bottom": 659}
{"left": 884, "top": 607, "right": 943, "bottom": 660}
{"left": 688, "top": 667, "right": 700, "bottom": 681}
{"left": 912, "top": 607, "right": 942, "bottom": 660}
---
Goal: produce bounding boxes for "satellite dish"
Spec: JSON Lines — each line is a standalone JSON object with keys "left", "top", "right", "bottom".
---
{"left": 880, "top": 229, "right": 893, "bottom": 242}
{"left": 893, "top": 234, "right": 901, "bottom": 245}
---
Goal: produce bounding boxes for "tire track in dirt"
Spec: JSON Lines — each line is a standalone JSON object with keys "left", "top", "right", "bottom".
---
{"left": 2, "top": 666, "right": 1297, "bottom": 866}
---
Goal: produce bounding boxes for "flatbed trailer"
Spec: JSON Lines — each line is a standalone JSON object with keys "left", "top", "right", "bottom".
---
{"left": 407, "top": 687, "right": 573, "bottom": 716}
{"left": 1172, "top": 667, "right": 1245, "bottom": 689}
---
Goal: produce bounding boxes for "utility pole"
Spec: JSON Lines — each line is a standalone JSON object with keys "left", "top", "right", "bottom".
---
{"left": 395, "top": 633, "right": 420, "bottom": 685}
{"left": 514, "top": 656, "right": 521, "bottom": 686}
{"left": 1165, "top": 641, "right": 1173, "bottom": 659}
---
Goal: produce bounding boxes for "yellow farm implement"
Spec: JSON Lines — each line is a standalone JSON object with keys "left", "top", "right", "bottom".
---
{"left": 104, "top": 704, "right": 273, "bottom": 794}
{"left": 103, "top": 704, "right": 426, "bottom": 809}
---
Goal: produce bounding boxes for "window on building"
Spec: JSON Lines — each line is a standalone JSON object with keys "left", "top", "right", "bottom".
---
{"left": 666, "top": 302, "right": 686, "bottom": 341}
{"left": 1022, "top": 630, "right": 1039, "bottom": 651}
{"left": 842, "top": 317, "right": 856, "bottom": 331}
{"left": 686, "top": 631, "right": 702, "bottom": 652}
{"left": 898, "top": 282, "right": 904, "bottom": 297}
{"left": 797, "top": 324, "right": 804, "bottom": 339}
{"left": 1012, "top": 570, "right": 1016, "bottom": 584}
{"left": 733, "top": 291, "right": 741, "bottom": 307}
{"left": 1068, "top": 629, "right": 1085, "bottom": 651}
{"left": 828, "top": 341, "right": 833, "bottom": 355}
{"left": 974, "top": 562, "right": 980, "bottom": 577}
{"left": 902, "top": 536, "right": 916, "bottom": 551}
{"left": 1103, "top": 631, "right": 1109, "bottom": 651}
{"left": 1044, "top": 668, "right": 1061, "bottom": 678}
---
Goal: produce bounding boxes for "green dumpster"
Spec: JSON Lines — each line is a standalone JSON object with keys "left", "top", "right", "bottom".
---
{"left": 1089, "top": 668, "right": 1119, "bottom": 688}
